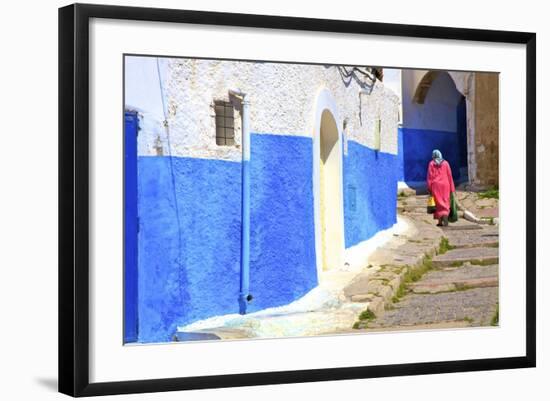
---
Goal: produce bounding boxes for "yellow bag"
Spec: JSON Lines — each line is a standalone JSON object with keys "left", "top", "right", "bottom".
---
{"left": 427, "top": 196, "right": 436, "bottom": 214}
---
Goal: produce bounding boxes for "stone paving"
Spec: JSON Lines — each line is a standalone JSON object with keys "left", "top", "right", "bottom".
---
{"left": 341, "top": 215, "right": 443, "bottom": 318}
{"left": 456, "top": 190, "right": 499, "bottom": 219}
{"left": 366, "top": 287, "right": 498, "bottom": 328}
{"left": 353, "top": 190, "right": 499, "bottom": 331}
{"left": 398, "top": 190, "right": 499, "bottom": 225}
{"left": 409, "top": 264, "right": 498, "bottom": 294}
{"left": 443, "top": 226, "right": 499, "bottom": 248}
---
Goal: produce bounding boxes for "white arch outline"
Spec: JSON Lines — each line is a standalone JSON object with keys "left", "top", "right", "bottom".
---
{"left": 310, "top": 88, "right": 346, "bottom": 281}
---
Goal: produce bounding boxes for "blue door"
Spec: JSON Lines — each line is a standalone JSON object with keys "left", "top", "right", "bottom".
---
{"left": 124, "top": 111, "right": 139, "bottom": 343}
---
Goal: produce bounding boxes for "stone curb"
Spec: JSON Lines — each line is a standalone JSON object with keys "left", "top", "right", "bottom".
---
{"left": 346, "top": 216, "right": 444, "bottom": 323}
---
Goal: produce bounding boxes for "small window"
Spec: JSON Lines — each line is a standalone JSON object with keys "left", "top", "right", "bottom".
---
{"left": 214, "top": 101, "right": 235, "bottom": 146}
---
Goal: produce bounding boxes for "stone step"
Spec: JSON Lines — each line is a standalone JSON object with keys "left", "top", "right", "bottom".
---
{"left": 409, "top": 264, "right": 498, "bottom": 293}
{"left": 409, "top": 276, "right": 498, "bottom": 294}
{"left": 397, "top": 206, "right": 427, "bottom": 214}
{"left": 445, "top": 229, "right": 499, "bottom": 249}
{"left": 432, "top": 247, "right": 499, "bottom": 268}
{"left": 441, "top": 222, "right": 483, "bottom": 231}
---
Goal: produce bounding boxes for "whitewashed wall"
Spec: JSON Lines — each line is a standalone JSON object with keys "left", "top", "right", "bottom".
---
{"left": 125, "top": 56, "right": 400, "bottom": 161}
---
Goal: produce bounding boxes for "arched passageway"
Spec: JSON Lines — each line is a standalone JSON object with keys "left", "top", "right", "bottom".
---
{"left": 403, "top": 71, "right": 469, "bottom": 183}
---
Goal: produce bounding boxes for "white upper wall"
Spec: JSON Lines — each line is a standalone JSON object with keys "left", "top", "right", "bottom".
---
{"left": 382, "top": 68, "right": 403, "bottom": 124}
{"left": 125, "top": 56, "right": 400, "bottom": 160}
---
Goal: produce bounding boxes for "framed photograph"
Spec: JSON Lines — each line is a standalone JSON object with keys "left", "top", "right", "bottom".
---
{"left": 58, "top": 3, "right": 536, "bottom": 397}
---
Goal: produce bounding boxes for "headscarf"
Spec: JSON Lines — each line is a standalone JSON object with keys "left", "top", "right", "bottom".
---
{"left": 432, "top": 149, "right": 444, "bottom": 166}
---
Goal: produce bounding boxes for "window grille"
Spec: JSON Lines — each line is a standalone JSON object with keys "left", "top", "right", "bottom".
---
{"left": 214, "top": 101, "right": 235, "bottom": 146}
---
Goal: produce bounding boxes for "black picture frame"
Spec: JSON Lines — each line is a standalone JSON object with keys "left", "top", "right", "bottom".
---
{"left": 58, "top": 3, "right": 536, "bottom": 397}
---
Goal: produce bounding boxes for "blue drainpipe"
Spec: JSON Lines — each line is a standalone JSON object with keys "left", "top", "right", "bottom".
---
{"left": 230, "top": 89, "right": 252, "bottom": 314}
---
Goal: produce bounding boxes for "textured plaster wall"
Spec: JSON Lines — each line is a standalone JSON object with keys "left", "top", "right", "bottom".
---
{"left": 135, "top": 133, "right": 318, "bottom": 342}
{"left": 249, "top": 134, "right": 318, "bottom": 312}
{"left": 137, "top": 156, "right": 242, "bottom": 342}
{"left": 343, "top": 140, "right": 398, "bottom": 248}
{"left": 127, "top": 56, "right": 399, "bottom": 161}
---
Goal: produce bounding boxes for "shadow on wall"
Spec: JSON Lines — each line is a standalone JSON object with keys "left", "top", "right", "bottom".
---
{"left": 402, "top": 128, "right": 463, "bottom": 184}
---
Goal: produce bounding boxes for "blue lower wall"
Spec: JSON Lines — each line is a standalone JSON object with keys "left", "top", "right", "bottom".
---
{"left": 401, "top": 128, "right": 461, "bottom": 182}
{"left": 397, "top": 127, "right": 405, "bottom": 182}
{"left": 135, "top": 133, "right": 317, "bottom": 343}
{"left": 137, "top": 156, "right": 242, "bottom": 343}
{"left": 133, "top": 134, "right": 398, "bottom": 342}
{"left": 249, "top": 134, "right": 318, "bottom": 312}
{"left": 124, "top": 111, "right": 139, "bottom": 343}
{"left": 343, "top": 141, "right": 398, "bottom": 249}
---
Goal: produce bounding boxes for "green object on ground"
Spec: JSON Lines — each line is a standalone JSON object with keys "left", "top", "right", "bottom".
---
{"left": 449, "top": 192, "right": 458, "bottom": 222}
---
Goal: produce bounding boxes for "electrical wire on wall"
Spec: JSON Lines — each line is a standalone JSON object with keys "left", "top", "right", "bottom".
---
{"left": 336, "top": 66, "right": 377, "bottom": 92}
{"left": 335, "top": 66, "right": 379, "bottom": 126}
{"left": 156, "top": 57, "right": 188, "bottom": 305}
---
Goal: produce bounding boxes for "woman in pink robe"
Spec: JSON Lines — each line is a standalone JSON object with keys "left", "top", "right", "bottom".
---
{"left": 427, "top": 149, "right": 455, "bottom": 226}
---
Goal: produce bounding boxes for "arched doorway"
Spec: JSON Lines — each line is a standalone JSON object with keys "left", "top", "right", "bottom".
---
{"left": 319, "top": 110, "right": 344, "bottom": 271}
{"left": 311, "top": 88, "right": 345, "bottom": 278}
{"left": 405, "top": 71, "right": 469, "bottom": 183}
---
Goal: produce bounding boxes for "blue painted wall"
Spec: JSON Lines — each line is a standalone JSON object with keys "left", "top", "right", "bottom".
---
{"left": 248, "top": 134, "right": 318, "bottom": 312}
{"left": 131, "top": 133, "right": 399, "bottom": 342}
{"left": 124, "top": 111, "right": 139, "bottom": 343}
{"left": 137, "top": 156, "right": 242, "bottom": 343}
{"left": 133, "top": 133, "right": 318, "bottom": 343}
{"left": 343, "top": 140, "right": 398, "bottom": 249}
{"left": 401, "top": 128, "right": 462, "bottom": 183}
{"left": 397, "top": 127, "right": 405, "bottom": 182}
